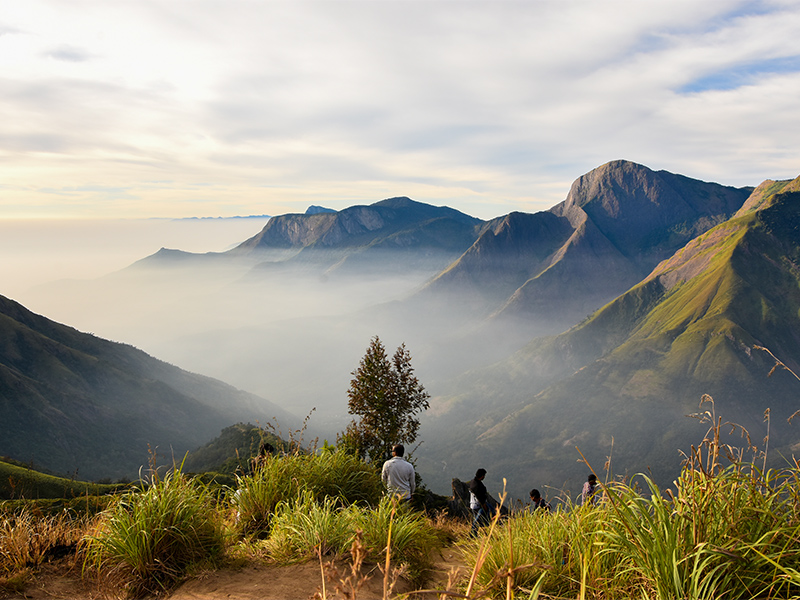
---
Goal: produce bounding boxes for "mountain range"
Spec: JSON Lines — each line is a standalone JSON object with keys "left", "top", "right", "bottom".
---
{"left": 421, "top": 175, "right": 800, "bottom": 496}
{"left": 4, "top": 159, "right": 799, "bottom": 498}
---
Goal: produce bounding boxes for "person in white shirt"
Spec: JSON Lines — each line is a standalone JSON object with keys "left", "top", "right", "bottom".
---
{"left": 381, "top": 444, "right": 415, "bottom": 502}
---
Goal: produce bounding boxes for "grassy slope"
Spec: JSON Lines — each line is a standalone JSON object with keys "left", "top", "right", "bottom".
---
{"left": 0, "top": 458, "right": 123, "bottom": 500}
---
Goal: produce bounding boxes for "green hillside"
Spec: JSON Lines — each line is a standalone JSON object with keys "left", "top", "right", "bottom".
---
{"left": 182, "top": 423, "right": 288, "bottom": 475}
{"left": 0, "top": 458, "right": 124, "bottom": 500}
{"left": 0, "top": 295, "right": 297, "bottom": 481}
{"left": 421, "top": 181, "right": 800, "bottom": 499}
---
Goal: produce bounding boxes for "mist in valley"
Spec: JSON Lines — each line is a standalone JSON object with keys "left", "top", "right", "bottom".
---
{"left": 4, "top": 217, "right": 556, "bottom": 495}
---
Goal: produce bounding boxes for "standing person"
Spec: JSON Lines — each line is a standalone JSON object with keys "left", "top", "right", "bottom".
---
{"left": 529, "top": 489, "right": 551, "bottom": 512}
{"left": 381, "top": 444, "right": 415, "bottom": 502}
{"left": 581, "top": 473, "right": 598, "bottom": 506}
{"left": 468, "top": 468, "right": 492, "bottom": 535}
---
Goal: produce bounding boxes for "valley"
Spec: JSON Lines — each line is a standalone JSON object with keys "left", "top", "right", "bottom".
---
{"left": 3, "top": 160, "right": 799, "bottom": 501}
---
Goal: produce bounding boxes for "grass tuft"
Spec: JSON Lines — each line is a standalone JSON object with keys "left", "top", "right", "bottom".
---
{"left": 81, "top": 468, "right": 224, "bottom": 598}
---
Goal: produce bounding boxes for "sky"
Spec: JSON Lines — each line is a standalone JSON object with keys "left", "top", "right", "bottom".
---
{"left": 2, "top": 0, "right": 800, "bottom": 221}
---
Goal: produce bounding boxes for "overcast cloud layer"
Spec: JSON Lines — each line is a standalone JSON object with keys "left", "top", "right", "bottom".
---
{"left": 2, "top": 0, "right": 800, "bottom": 220}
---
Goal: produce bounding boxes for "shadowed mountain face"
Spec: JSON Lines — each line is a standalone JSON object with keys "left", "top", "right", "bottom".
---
{"left": 0, "top": 295, "right": 296, "bottom": 480}
{"left": 424, "top": 161, "right": 752, "bottom": 331}
{"left": 419, "top": 180, "right": 800, "bottom": 499}
{"left": 228, "top": 196, "right": 485, "bottom": 277}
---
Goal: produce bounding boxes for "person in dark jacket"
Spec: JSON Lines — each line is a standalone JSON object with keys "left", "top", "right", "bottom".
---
{"left": 529, "top": 488, "right": 551, "bottom": 512}
{"left": 468, "top": 468, "right": 492, "bottom": 535}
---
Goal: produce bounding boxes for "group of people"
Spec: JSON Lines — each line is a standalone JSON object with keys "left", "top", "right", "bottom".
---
{"left": 467, "top": 470, "right": 599, "bottom": 533}
{"left": 380, "top": 445, "right": 602, "bottom": 533}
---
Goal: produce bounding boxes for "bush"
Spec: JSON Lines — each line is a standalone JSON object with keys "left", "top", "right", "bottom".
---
{"left": 346, "top": 496, "right": 441, "bottom": 585}
{"left": 82, "top": 469, "right": 224, "bottom": 598}
{"left": 262, "top": 490, "right": 352, "bottom": 562}
{"left": 231, "top": 449, "right": 382, "bottom": 537}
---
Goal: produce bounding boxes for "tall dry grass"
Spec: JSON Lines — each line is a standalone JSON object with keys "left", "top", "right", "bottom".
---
{"left": 0, "top": 507, "right": 87, "bottom": 593}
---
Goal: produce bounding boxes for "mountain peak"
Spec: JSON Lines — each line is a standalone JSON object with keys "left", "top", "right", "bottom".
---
{"left": 371, "top": 196, "right": 419, "bottom": 209}
{"left": 305, "top": 205, "right": 336, "bottom": 215}
{"left": 735, "top": 174, "right": 800, "bottom": 217}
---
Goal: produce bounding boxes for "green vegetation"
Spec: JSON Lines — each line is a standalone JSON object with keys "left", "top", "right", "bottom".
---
{"left": 342, "top": 336, "right": 430, "bottom": 462}
{"left": 0, "top": 458, "right": 126, "bottom": 500}
{"left": 458, "top": 402, "right": 800, "bottom": 599}
{"left": 82, "top": 468, "right": 225, "bottom": 598}
{"left": 232, "top": 448, "right": 384, "bottom": 536}
{"left": 7, "top": 405, "right": 800, "bottom": 599}
{"left": 262, "top": 493, "right": 441, "bottom": 584}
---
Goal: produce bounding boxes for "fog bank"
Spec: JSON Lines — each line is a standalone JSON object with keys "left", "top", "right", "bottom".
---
{"left": 0, "top": 218, "right": 268, "bottom": 299}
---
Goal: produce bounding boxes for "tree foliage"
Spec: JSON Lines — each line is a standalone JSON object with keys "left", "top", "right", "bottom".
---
{"left": 342, "top": 336, "right": 430, "bottom": 463}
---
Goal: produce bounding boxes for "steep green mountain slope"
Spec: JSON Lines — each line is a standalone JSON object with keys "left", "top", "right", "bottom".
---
{"left": 420, "top": 179, "right": 800, "bottom": 499}
{"left": 0, "top": 295, "right": 296, "bottom": 480}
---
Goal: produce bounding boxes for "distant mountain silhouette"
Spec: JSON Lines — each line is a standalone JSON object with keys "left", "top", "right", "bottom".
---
{"left": 228, "top": 196, "right": 485, "bottom": 277}
{"left": 420, "top": 176, "right": 800, "bottom": 496}
{"left": 132, "top": 196, "right": 485, "bottom": 278}
{"left": 0, "top": 295, "right": 296, "bottom": 480}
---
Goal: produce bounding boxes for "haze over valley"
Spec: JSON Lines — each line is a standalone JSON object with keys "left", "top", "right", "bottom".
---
{"left": 4, "top": 160, "right": 800, "bottom": 501}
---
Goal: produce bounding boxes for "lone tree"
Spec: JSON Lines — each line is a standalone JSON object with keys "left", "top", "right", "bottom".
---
{"left": 342, "top": 336, "right": 430, "bottom": 463}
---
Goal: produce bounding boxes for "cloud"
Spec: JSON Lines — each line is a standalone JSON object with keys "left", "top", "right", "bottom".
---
{"left": 680, "top": 56, "right": 800, "bottom": 92}
{"left": 44, "top": 44, "right": 92, "bottom": 62}
{"left": 1, "top": 0, "right": 799, "bottom": 219}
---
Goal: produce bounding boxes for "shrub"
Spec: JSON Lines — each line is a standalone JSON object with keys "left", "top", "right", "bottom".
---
{"left": 231, "top": 450, "right": 382, "bottom": 537}
{"left": 262, "top": 490, "right": 352, "bottom": 562}
{"left": 82, "top": 469, "right": 224, "bottom": 598}
{"left": 346, "top": 496, "right": 441, "bottom": 585}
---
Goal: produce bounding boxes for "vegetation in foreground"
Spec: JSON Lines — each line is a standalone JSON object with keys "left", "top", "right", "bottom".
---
{"left": 5, "top": 400, "right": 800, "bottom": 599}
{"left": 459, "top": 398, "right": 800, "bottom": 600}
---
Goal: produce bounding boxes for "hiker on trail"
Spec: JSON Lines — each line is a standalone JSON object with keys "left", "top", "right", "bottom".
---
{"left": 381, "top": 444, "right": 415, "bottom": 502}
{"left": 581, "top": 473, "right": 598, "bottom": 506}
{"left": 529, "top": 488, "right": 551, "bottom": 512}
{"left": 469, "top": 468, "right": 493, "bottom": 535}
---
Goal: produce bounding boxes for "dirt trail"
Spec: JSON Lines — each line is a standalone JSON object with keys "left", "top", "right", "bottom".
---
{"left": 5, "top": 547, "right": 466, "bottom": 600}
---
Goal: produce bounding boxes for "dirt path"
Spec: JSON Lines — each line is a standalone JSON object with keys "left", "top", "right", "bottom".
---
{"left": 170, "top": 547, "right": 467, "bottom": 600}
{"left": 4, "top": 547, "right": 467, "bottom": 600}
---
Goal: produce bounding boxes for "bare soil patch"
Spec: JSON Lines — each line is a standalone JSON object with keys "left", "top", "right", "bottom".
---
{"left": 2, "top": 547, "right": 466, "bottom": 600}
